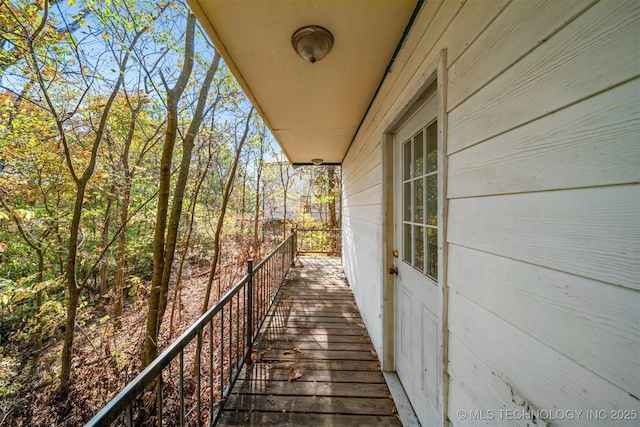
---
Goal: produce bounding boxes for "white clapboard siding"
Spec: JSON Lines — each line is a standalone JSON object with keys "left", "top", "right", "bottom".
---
{"left": 342, "top": 145, "right": 381, "bottom": 192}
{"left": 342, "top": 207, "right": 381, "bottom": 230}
{"left": 342, "top": 183, "right": 382, "bottom": 209}
{"left": 449, "top": 292, "right": 640, "bottom": 426}
{"left": 448, "top": 0, "right": 640, "bottom": 154}
{"left": 447, "top": 335, "right": 551, "bottom": 427}
{"left": 448, "top": 185, "right": 640, "bottom": 290}
{"left": 342, "top": 178, "right": 380, "bottom": 208}
{"left": 448, "top": 244, "right": 640, "bottom": 397}
{"left": 342, "top": 217, "right": 380, "bottom": 284}
{"left": 342, "top": 214, "right": 383, "bottom": 348}
{"left": 343, "top": 162, "right": 381, "bottom": 201}
{"left": 342, "top": 139, "right": 381, "bottom": 185}
{"left": 448, "top": 0, "right": 593, "bottom": 111}
{"left": 448, "top": 78, "right": 640, "bottom": 198}
{"left": 438, "top": 0, "right": 509, "bottom": 68}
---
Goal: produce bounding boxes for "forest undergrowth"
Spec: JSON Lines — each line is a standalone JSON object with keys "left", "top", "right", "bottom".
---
{"left": 1, "top": 243, "right": 255, "bottom": 426}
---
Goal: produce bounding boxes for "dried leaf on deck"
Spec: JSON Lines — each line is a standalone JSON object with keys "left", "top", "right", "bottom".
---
{"left": 283, "top": 350, "right": 292, "bottom": 355}
{"left": 370, "top": 350, "right": 378, "bottom": 359}
{"left": 293, "top": 347, "right": 304, "bottom": 354}
{"left": 289, "top": 367, "right": 302, "bottom": 382}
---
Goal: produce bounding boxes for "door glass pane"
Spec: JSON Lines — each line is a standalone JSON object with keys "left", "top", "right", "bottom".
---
{"left": 427, "top": 228, "right": 438, "bottom": 280}
{"left": 400, "top": 110, "right": 438, "bottom": 278}
{"left": 403, "top": 223, "right": 412, "bottom": 263}
{"left": 413, "top": 130, "right": 424, "bottom": 177}
{"left": 414, "top": 225, "right": 424, "bottom": 271}
{"left": 426, "top": 175, "right": 437, "bottom": 226}
{"left": 403, "top": 182, "right": 411, "bottom": 221}
{"left": 403, "top": 141, "right": 411, "bottom": 180}
{"left": 414, "top": 177, "right": 423, "bottom": 223}
{"left": 426, "top": 122, "right": 437, "bottom": 173}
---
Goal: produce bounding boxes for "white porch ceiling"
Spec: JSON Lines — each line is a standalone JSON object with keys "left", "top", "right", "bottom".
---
{"left": 187, "top": 0, "right": 418, "bottom": 164}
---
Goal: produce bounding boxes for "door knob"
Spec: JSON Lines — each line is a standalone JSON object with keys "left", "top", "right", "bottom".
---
{"left": 388, "top": 266, "right": 398, "bottom": 275}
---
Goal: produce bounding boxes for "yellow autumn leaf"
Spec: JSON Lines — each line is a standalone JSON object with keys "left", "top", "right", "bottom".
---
{"left": 102, "top": 34, "right": 110, "bottom": 40}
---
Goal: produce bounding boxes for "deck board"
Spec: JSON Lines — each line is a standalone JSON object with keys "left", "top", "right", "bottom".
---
{"left": 217, "top": 257, "right": 401, "bottom": 426}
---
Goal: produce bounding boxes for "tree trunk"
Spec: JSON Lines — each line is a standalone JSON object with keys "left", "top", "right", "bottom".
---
{"left": 32, "top": 250, "right": 44, "bottom": 375}
{"left": 113, "top": 181, "right": 130, "bottom": 325}
{"left": 240, "top": 173, "right": 246, "bottom": 239}
{"left": 169, "top": 146, "right": 212, "bottom": 337}
{"left": 144, "top": 95, "right": 179, "bottom": 366}
{"left": 202, "top": 108, "right": 254, "bottom": 311}
{"left": 327, "top": 166, "right": 338, "bottom": 229}
{"left": 252, "top": 135, "right": 265, "bottom": 257}
{"left": 278, "top": 162, "right": 291, "bottom": 241}
{"left": 56, "top": 20, "right": 144, "bottom": 389}
{"left": 100, "top": 187, "right": 115, "bottom": 297}
{"left": 114, "top": 96, "right": 143, "bottom": 327}
{"left": 143, "top": 14, "right": 200, "bottom": 366}
{"left": 60, "top": 178, "right": 88, "bottom": 387}
{"left": 156, "top": 51, "right": 221, "bottom": 330}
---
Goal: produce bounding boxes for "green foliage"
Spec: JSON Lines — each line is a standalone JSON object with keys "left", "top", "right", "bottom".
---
{"left": 0, "top": 240, "right": 36, "bottom": 279}
{"left": 0, "top": 276, "right": 65, "bottom": 347}
{"left": 126, "top": 275, "right": 143, "bottom": 296}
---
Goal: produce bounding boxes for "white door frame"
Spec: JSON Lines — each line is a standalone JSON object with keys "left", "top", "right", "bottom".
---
{"left": 381, "top": 49, "right": 449, "bottom": 424}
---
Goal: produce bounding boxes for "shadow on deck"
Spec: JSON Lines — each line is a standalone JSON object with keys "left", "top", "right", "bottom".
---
{"left": 217, "top": 256, "right": 402, "bottom": 426}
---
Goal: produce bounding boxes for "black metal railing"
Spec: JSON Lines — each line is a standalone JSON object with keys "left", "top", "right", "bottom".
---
{"left": 86, "top": 230, "right": 297, "bottom": 427}
{"left": 296, "top": 228, "right": 341, "bottom": 256}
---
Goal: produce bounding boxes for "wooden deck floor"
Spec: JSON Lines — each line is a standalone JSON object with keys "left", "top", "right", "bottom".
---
{"left": 217, "top": 257, "right": 402, "bottom": 426}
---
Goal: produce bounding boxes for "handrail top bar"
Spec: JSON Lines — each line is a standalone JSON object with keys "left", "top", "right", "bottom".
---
{"left": 295, "top": 228, "right": 340, "bottom": 232}
{"left": 86, "top": 232, "right": 295, "bottom": 426}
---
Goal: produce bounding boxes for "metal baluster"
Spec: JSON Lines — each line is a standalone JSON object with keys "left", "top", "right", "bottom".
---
{"left": 290, "top": 229, "right": 295, "bottom": 265}
{"left": 209, "top": 320, "right": 214, "bottom": 417}
{"left": 264, "top": 260, "right": 268, "bottom": 318}
{"left": 220, "top": 308, "right": 225, "bottom": 398}
{"left": 235, "top": 291, "right": 239, "bottom": 369}
{"left": 180, "top": 350, "right": 184, "bottom": 427}
{"left": 126, "top": 404, "right": 132, "bottom": 427}
{"left": 197, "top": 330, "right": 202, "bottom": 426}
{"left": 157, "top": 373, "right": 163, "bottom": 427}
{"left": 228, "top": 294, "right": 232, "bottom": 383}
{"left": 242, "top": 284, "right": 246, "bottom": 362}
{"left": 246, "top": 259, "right": 253, "bottom": 364}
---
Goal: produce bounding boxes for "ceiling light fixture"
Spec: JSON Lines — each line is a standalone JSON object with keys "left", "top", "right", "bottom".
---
{"left": 311, "top": 158, "right": 324, "bottom": 166}
{"left": 292, "top": 25, "right": 334, "bottom": 64}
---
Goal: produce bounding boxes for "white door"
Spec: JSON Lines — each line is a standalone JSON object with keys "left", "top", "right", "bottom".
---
{"left": 393, "top": 92, "right": 441, "bottom": 425}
